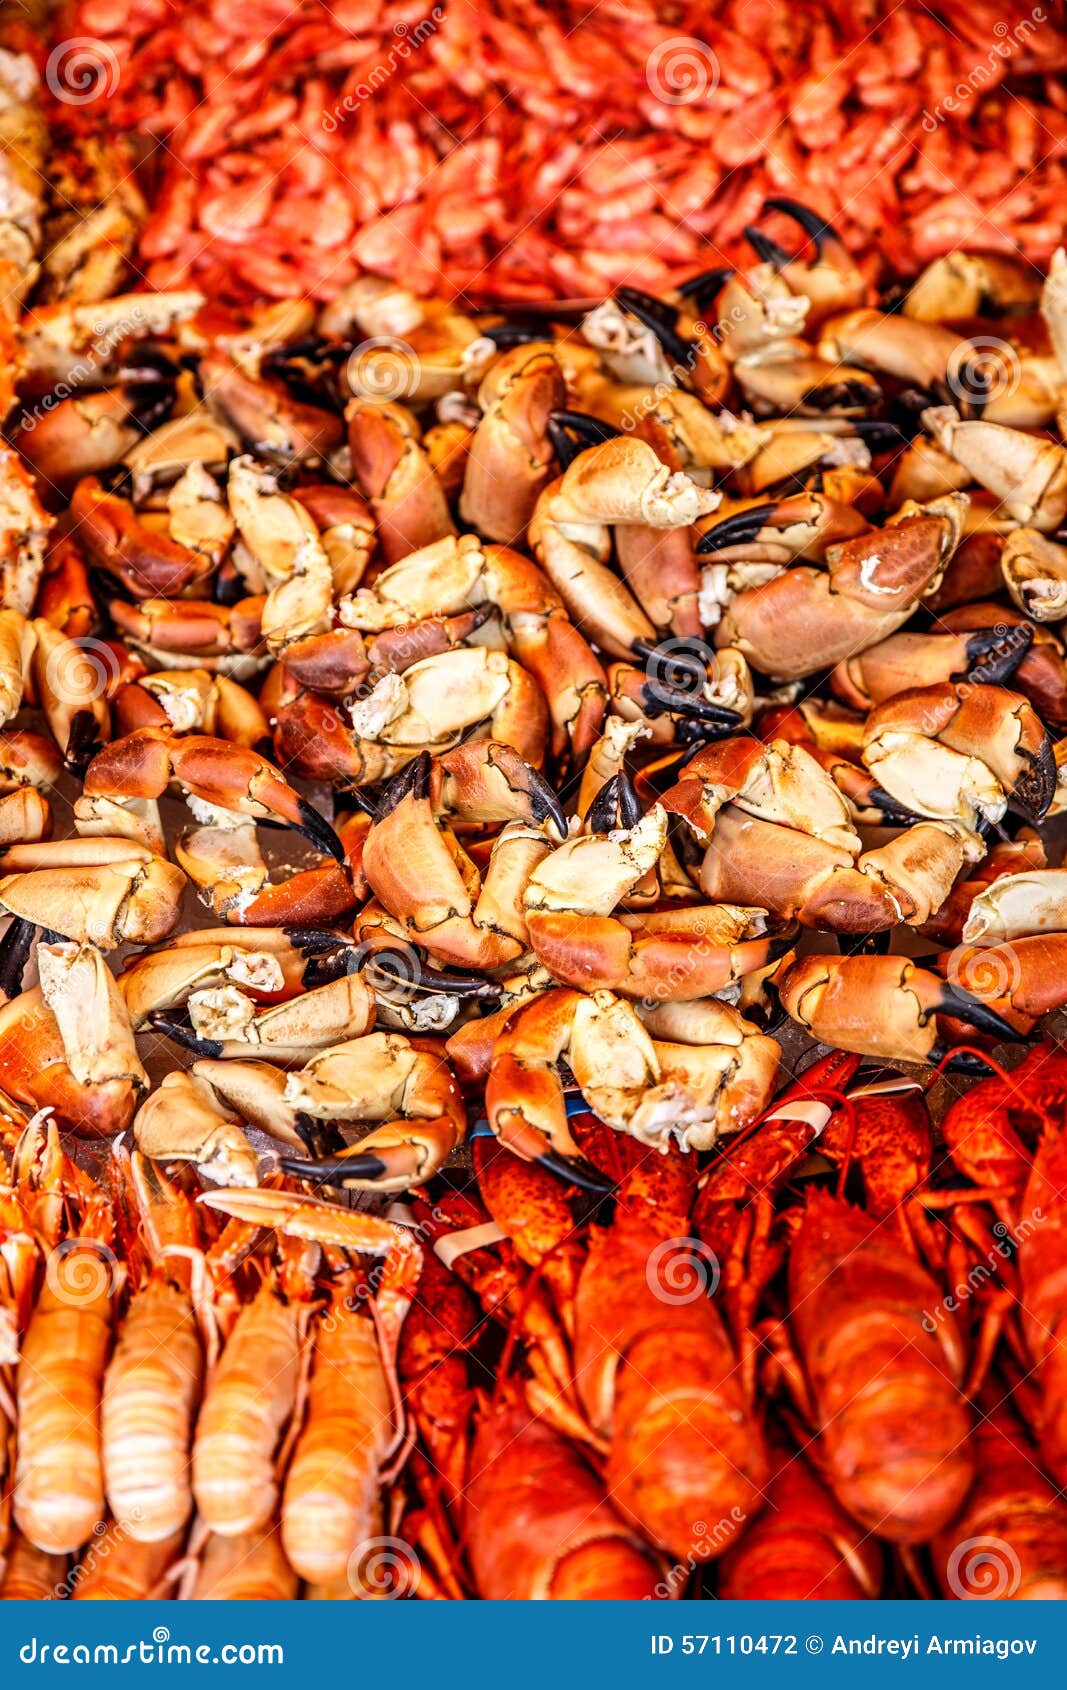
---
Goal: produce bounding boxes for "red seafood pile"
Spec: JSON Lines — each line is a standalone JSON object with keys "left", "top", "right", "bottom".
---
{"left": 44, "top": 0, "right": 1067, "bottom": 304}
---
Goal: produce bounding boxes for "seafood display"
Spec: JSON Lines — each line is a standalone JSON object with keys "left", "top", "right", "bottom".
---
{"left": 41, "top": 1, "right": 1067, "bottom": 304}
{"left": 4, "top": 0, "right": 1067, "bottom": 1601}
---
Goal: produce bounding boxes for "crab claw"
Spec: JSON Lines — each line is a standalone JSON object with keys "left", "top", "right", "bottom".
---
{"left": 534, "top": 1147, "right": 616, "bottom": 1195}
{"left": 761, "top": 197, "right": 835, "bottom": 250}
{"left": 960, "top": 622, "right": 1034, "bottom": 685}
{"left": 629, "top": 638, "right": 711, "bottom": 686}
{"left": 293, "top": 797, "right": 345, "bottom": 863}
{"left": 935, "top": 980, "right": 1026, "bottom": 1044}
{"left": 614, "top": 286, "right": 692, "bottom": 370}
{"left": 1011, "top": 753, "right": 1056, "bottom": 825}
{"left": 676, "top": 266, "right": 734, "bottom": 308}
{"left": 696, "top": 504, "right": 779, "bottom": 554}
{"left": 586, "top": 773, "right": 643, "bottom": 835}
{"left": 547, "top": 409, "right": 620, "bottom": 471}
{"left": 277, "top": 1149, "right": 389, "bottom": 1186}
{"left": 744, "top": 228, "right": 792, "bottom": 269}
{"left": 365, "top": 947, "right": 499, "bottom": 999}
{"left": 0, "top": 914, "right": 35, "bottom": 1000}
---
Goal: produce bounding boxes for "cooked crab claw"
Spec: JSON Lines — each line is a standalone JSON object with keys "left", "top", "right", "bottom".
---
{"left": 547, "top": 409, "right": 620, "bottom": 470}
{"left": 959, "top": 622, "right": 1034, "bottom": 685}
{"left": 364, "top": 947, "right": 499, "bottom": 1000}
{"left": 695, "top": 504, "right": 779, "bottom": 555}
{"left": 586, "top": 772, "right": 643, "bottom": 835}
{"left": 293, "top": 797, "right": 346, "bottom": 863}
{"left": 0, "top": 914, "right": 35, "bottom": 999}
{"left": 1009, "top": 736, "right": 1057, "bottom": 824}
{"left": 629, "top": 638, "right": 709, "bottom": 685}
{"left": 676, "top": 266, "right": 734, "bottom": 307}
{"left": 63, "top": 710, "right": 105, "bottom": 774}
{"left": 744, "top": 228, "right": 792, "bottom": 269}
{"left": 761, "top": 197, "right": 835, "bottom": 249}
{"left": 277, "top": 1148, "right": 389, "bottom": 1187}
{"left": 535, "top": 1147, "right": 616, "bottom": 1195}
{"left": 483, "top": 320, "right": 555, "bottom": 348}
{"left": 614, "top": 286, "right": 692, "bottom": 369}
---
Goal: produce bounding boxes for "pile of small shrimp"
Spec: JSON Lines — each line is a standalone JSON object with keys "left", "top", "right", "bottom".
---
{"left": 6, "top": 159, "right": 1067, "bottom": 1596}
{"left": 39, "top": 0, "right": 1067, "bottom": 304}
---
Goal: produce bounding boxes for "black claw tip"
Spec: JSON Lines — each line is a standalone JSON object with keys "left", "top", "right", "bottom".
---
{"left": 961, "top": 621, "right": 1033, "bottom": 686}
{"left": 676, "top": 266, "right": 734, "bottom": 308}
{"left": 1008, "top": 735, "right": 1056, "bottom": 825}
{"left": 744, "top": 227, "right": 791, "bottom": 269}
{"left": 762, "top": 197, "right": 837, "bottom": 251}
{"left": 63, "top": 709, "right": 103, "bottom": 774}
{"left": 630, "top": 638, "right": 708, "bottom": 684}
{"left": 376, "top": 752, "right": 430, "bottom": 819}
{"left": 295, "top": 797, "right": 347, "bottom": 863}
{"left": 535, "top": 1149, "right": 616, "bottom": 1194}
{"left": 612, "top": 288, "right": 692, "bottom": 369}
{"left": 0, "top": 915, "right": 36, "bottom": 999}
{"left": 615, "top": 285, "right": 680, "bottom": 332}
{"left": 148, "top": 1011, "right": 223, "bottom": 1059}
{"left": 695, "top": 504, "right": 777, "bottom": 554}
{"left": 279, "top": 1150, "right": 389, "bottom": 1187}
{"left": 641, "top": 681, "right": 742, "bottom": 726}
{"left": 586, "top": 774, "right": 623, "bottom": 835}
{"left": 525, "top": 766, "right": 568, "bottom": 838}
{"left": 936, "top": 984, "right": 1021, "bottom": 1044}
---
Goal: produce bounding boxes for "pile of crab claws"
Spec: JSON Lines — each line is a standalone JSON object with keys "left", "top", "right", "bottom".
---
{"left": 547, "top": 408, "right": 620, "bottom": 470}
